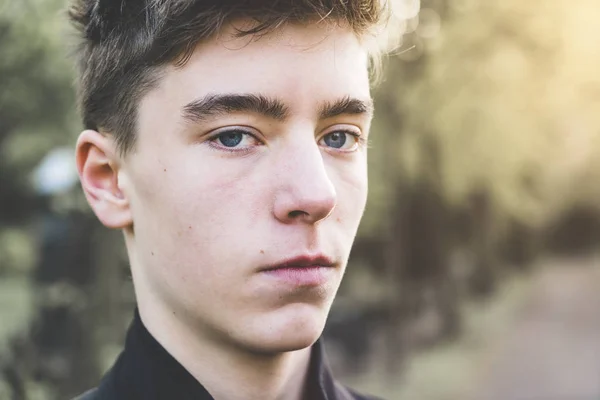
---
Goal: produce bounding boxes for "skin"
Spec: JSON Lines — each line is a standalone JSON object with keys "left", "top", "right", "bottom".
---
{"left": 76, "top": 19, "right": 372, "bottom": 400}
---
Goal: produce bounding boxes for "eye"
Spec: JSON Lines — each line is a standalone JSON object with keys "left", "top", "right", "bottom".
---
{"left": 319, "top": 130, "right": 361, "bottom": 151}
{"left": 218, "top": 131, "right": 244, "bottom": 147}
{"left": 208, "top": 128, "right": 262, "bottom": 152}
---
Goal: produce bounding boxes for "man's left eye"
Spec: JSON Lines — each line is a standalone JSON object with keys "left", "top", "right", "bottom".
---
{"left": 319, "top": 131, "right": 360, "bottom": 151}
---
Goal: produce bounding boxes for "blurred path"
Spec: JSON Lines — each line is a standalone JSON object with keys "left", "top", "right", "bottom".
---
{"left": 471, "top": 257, "right": 600, "bottom": 400}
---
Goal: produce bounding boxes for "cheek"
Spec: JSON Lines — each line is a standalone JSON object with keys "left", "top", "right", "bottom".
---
{"left": 331, "top": 157, "right": 368, "bottom": 220}
{"left": 138, "top": 148, "right": 258, "bottom": 213}
{"left": 135, "top": 154, "right": 269, "bottom": 257}
{"left": 178, "top": 160, "right": 268, "bottom": 226}
{"left": 128, "top": 161, "right": 266, "bottom": 297}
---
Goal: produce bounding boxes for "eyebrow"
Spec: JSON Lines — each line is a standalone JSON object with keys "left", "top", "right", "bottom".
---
{"left": 182, "top": 94, "right": 289, "bottom": 123}
{"left": 181, "top": 93, "right": 374, "bottom": 123}
{"left": 319, "top": 96, "right": 374, "bottom": 120}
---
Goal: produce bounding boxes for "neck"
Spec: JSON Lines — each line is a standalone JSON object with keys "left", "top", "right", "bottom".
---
{"left": 137, "top": 302, "right": 312, "bottom": 400}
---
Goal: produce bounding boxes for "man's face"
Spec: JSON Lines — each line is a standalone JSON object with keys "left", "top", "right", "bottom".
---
{"left": 119, "top": 21, "right": 372, "bottom": 352}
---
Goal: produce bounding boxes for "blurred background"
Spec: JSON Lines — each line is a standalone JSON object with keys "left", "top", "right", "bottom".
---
{"left": 1, "top": 0, "right": 600, "bottom": 399}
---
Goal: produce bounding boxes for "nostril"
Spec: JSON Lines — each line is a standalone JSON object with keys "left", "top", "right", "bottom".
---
{"left": 288, "top": 210, "right": 308, "bottom": 218}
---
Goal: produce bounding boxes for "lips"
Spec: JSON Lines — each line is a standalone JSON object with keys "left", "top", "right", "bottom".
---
{"left": 259, "top": 254, "right": 336, "bottom": 287}
{"left": 261, "top": 254, "right": 335, "bottom": 272}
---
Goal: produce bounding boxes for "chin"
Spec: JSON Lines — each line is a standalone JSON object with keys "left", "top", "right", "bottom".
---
{"left": 241, "top": 303, "right": 329, "bottom": 354}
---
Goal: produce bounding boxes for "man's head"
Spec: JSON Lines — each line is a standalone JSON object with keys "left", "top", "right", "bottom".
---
{"left": 73, "top": 0, "right": 388, "bottom": 354}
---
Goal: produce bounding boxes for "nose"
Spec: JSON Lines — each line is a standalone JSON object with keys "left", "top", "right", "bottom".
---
{"left": 272, "top": 141, "right": 337, "bottom": 225}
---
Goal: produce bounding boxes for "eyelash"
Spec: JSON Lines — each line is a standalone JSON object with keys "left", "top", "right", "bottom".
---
{"left": 320, "top": 129, "right": 368, "bottom": 153}
{"left": 206, "top": 128, "right": 366, "bottom": 154}
{"left": 331, "top": 130, "right": 367, "bottom": 151}
{"left": 206, "top": 128, "right": 261, "bottom": 154}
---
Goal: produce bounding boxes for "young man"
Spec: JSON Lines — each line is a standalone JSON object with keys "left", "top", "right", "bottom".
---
{"left": 71, "top": 1, "right": 391, "bottom": 399}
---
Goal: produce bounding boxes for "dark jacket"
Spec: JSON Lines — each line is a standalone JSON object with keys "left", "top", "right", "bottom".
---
{"left": 74, "top": 310, "right": 380, "bottom": 400}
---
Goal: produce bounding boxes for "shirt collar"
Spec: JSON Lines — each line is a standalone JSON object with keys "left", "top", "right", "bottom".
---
{"left": 108, "top": 309, "right": 343, "bottom": 400}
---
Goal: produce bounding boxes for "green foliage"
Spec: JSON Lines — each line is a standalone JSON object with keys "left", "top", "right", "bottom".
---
{"left": 0, "top": 0, "right": 79, "bottom": 277}
{"left": 361, "top": 0, "right": 600, "bottom": 234}
{"left": 0, "top": 0, "right": 78, "bottom": 160}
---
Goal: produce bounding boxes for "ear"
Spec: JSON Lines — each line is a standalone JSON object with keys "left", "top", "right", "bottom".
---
{"left": 76, "top": 130, "right": 133, "bottom": 229}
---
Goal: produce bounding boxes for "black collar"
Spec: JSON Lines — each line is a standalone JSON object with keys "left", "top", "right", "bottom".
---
{"left": 92, "top": 309, "right": 364, "bottom": 400}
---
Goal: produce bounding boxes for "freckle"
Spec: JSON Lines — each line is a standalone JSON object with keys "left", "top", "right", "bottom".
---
{"left": 164, "top": 168, "right": 167, "bottom": 172}
{"left": 188, "top": 225, "right": 192, "bottom": 229}
{"left": 260, "top": 249, "right": 264, "bottom": 254}
{"left": 151, "top": 252, "right": 154, "bottom": 256}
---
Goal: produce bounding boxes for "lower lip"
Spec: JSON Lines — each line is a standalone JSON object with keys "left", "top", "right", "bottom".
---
{"left": 262, "top": 266, "right": 332, "bottom": 286}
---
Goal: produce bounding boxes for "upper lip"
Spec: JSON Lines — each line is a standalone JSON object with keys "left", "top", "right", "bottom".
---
{"left": 261, "top": 254, "right": 335, "bottom": 272}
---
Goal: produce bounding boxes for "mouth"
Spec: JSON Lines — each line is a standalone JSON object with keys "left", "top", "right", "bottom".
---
{"left": 259, "top": 254, "right": 336, "bottom": 287}
{"left": 260, "top": 254, "right": 336, "bottom": 272}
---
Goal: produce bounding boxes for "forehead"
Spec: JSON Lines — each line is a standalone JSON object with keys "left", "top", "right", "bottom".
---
{"left": 145, "top": 20, "right": 371, "bottom": 113}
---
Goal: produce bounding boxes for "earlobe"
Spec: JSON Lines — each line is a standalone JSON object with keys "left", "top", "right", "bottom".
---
{"left": 76, "top": 130, "right": 133, "bottom": 229}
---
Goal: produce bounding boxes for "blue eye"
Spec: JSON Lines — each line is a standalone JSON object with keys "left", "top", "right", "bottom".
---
{"left": 217, "top": 131, "right": 244, "bottom": 147}
{"left": 208, "top": 128, "right": 262, "bottom": 153}
{"left": 323, "top": 132, "right": 347, "bottom": 149}
{"left": 319, "top": 130, "right": 361, "bottom": 151}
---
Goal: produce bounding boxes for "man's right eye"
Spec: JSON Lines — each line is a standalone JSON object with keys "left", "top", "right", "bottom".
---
{"left": 217, "top": 131, "right": 244, "bottom": 147}
{"left": 207, "top": 128, "right": 262, "bottom": 152}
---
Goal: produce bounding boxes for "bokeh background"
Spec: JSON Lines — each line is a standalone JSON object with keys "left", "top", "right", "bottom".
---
{"left": 2, "top": 0, "right": 600, "bottom": 399}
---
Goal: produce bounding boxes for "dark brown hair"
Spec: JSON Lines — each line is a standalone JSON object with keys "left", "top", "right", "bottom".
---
{"left": 69, "top": 0, "right": 389, "bottom": 155}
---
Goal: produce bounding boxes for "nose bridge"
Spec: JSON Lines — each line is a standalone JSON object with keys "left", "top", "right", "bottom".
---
{"left": 273, "top": 135, "right": 337, "bottom": 223}
{"left": 290, "top": 140, "right": 328, "bottom": 185}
